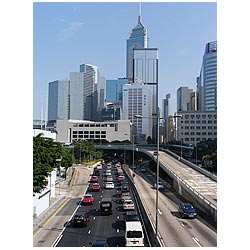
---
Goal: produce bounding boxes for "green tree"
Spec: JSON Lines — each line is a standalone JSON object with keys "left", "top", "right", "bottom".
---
{"left": 33, "top": 133, "right": 62, "bottom": 193}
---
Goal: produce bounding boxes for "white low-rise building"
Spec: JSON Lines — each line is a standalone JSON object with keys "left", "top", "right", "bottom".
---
{"left": 56, "top": 119, "right": 131, "bottom": 144}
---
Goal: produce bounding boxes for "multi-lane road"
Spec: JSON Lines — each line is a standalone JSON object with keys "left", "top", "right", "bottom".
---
{"left": 33, "top": 161, "right": 217, "bottom": 247}
{"left": 33, "top": 163, "right": 149, "bottom": 247}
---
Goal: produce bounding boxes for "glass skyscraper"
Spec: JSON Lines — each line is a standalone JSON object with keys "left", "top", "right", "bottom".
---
{"left": 126, "top": 15, "right": 148, "bottom": 81}
{"left": 106, "top": 78, "right": 129, "bottom": 103}
{"left": 197, "top": 41, "right": 217, "bottom": 111}
{"left": 48, "top": 80, "right": 70, "bottom": 121}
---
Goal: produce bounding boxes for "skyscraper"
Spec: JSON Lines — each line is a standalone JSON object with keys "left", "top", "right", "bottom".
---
{"left": 126, "top": 15, "right": 148, "bottom": 81}
{"left": 197, "top": 41, "right": 217, "bottom": 111}
{"left": 79, "top": 64, "right": 100, "bottom": 121}
{"left": 48, "top": 80, "right": 70, "bottom": 122}
{"left": 106, "top": 78, "right": 129, "bottom": 103}
{"left": 122, "top": 82, "right": 152, "bottom": 143}
{"left": 177, "top": 87, "right": 194, "bottom": 112}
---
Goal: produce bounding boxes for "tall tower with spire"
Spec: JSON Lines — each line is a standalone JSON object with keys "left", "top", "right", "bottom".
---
{"left": 126, "top": 8, "right": 148, "bottom": 81}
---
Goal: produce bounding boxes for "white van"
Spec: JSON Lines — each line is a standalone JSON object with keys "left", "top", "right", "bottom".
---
{"left": 125, "top": 221, "right": 144, "bottom": 247}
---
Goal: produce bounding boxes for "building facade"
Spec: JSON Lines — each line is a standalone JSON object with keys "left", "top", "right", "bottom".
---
{"left": 197, "top": 41, "right": 217, "bottom": 111}
{"left": 177, "top": 87, "right": 194, "bottom": 112}
{"left": 176, "top": 111, "right": 217, "bottom": 146}
{"left": 126, "top": 15, "right": 148, "bottom": 81}
{"left": 105, "top": 78, "right": 129, "bottom": 103}
{"left": 56, "top": 120, "right": 131, "bottom": 144}
{"left": 48, "top": 80, "right": 70, "bottom": 122}
{"left": 122, "top": 82, "right": 152, "bottom": 144}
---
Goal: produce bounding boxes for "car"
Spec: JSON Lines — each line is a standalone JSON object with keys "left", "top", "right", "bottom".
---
{"left": 153, "top": 151, "right": 158, "bottom": 156}
{"left": 154, "top": 182, "right": 164, "bottom": 190}
{"left": 124, "top": 211, "right": 140, "bottom": 223}
{"left": 81, "top": 194, "right": 94, "bottom": 205}
{"left": 100, "top": 197, "right": 113, "bottom": 215}
{"left": 123, "top": 199, "right": 135, "bottom": 210}
{"left": 121, "top": 192, "right": 132, "bottom": 203}
{"left": 140, "top": 167, "right": 146, "bottom": 173}
{"left": 105, "top": 182, "right": 115, "bottom": 189}
{"left": 91, "top": 240, "right": 109, "bottom": 247}
{"left": 117, "top": 168, "right": 123, "bottom": 174}
{"left": 106, "top": 176, "right": 113, "bottom": 182}
{"left": 92, "top": 183, "right": 101, "bottom": 192}
{"left": 118, "top": 175, "right": 125, "bottom": 182}
{"left": 93, "top": 169, "right": 100, "bottom": 176}
{"left": 178, "top": 202, "right": 197, "bottom": 218}
{"left": 72, "top": 211, "right": 90, "bottom": 227}
{"left": 91, "top": 176, "right": 99, "bottom": 182}
{"left": 121, "top": 184, "right": 130, "bottom": 193}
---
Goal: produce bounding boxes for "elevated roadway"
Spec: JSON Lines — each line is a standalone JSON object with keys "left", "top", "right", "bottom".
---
{"left": 95, "top": 144, "right": 217, "bottom": 221}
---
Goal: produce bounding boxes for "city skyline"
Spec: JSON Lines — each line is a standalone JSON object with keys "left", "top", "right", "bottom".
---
{"left": 33, "top": 1, "right": 217, "bottom": 120}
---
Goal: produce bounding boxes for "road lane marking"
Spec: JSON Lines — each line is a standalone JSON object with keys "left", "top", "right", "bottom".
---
{"left": 158, "top": 209, "right": 162, "bottom": 215}
{"left": 192, "top": 237, "right": 202, "bottom": 247}
{"left": 88, "top": 230, "right": 91, "bottom": 234}
{"left": 33, "top": 197, "right": 71, "bottom": 238}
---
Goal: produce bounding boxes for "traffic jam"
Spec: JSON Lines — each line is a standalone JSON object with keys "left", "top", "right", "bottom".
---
{"left": 70, "top": 160, "right": 146, "bottom": 247}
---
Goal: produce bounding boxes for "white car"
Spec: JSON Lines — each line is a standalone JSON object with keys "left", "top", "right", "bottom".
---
{"left": 123, "top": 200, "right": 135, "bottom": 210}
{"left": 154, "top": 182, "right": 164, "bottom": 190}
{"left": 105, "top": 182, "right": 115, "bottom": 189}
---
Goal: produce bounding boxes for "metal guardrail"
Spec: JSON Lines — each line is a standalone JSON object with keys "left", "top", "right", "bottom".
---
{"left": 123, "top": 165, "right": 163, "bottom": 247}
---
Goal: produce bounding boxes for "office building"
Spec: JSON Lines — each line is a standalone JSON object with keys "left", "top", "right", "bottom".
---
{"left": 177, "top": 87, "right": 194, "bottom": 112}
{"left": 126, "top": 15, "right": 148, "bottom": 81}
{"left": 133, "top": 48, "right": 158, "bottom": 141}
{"left": 48, "top": 80, "right": 70, "bottom": 122}
{"left": 56, "top": 119, "right": 131, "bottom": 144}
{"left": 106, "top": 78, "right": 129, "bottom": 103}
{"left": 197, "top": 41, "right": 217, "bottom": 111}
{"left": 162, "top": 94, "right": 171, "bottom": 143}
{"left": 122, "top": 82, "right": 152, "bottom": 144}
{"left": 79, "top": 63, "right": 100, "bottom": 121}
{"left": 176, "top": 110, "right": 217, "bottom": 146}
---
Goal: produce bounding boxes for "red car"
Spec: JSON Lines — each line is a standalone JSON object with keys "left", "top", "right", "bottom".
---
{"left": 92, "top": 183, "right": 101, "bottom": 192}
{"left": 118, "top": 175, "right": 125, "bottom": 182}
{"left": 81, "top": 194, "right": 94, "bottom": 205}
{"left": 91, "top": 176, "right": 99, "bottom": 182}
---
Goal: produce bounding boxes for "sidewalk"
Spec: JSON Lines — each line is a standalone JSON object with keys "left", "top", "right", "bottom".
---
{"left": 33, "top": 169, "right": 73, "bottom": 234}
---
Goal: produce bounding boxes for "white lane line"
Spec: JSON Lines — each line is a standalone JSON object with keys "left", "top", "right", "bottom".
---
{"left": 88, "top": 230, "right": 91, "bottom": 234}
{"left": 158, "top": 209, "right": 162, "bottom": 215}
{"left": 192, "top": 237, "right": 202, "bottom": 247}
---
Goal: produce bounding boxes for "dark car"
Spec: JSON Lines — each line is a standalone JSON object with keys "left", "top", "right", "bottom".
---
{"left": 124, "top": 211, "right": 140, "bottom": 223}
{"left": 91, "top": 240, "right": 108, "bottom": 247}
{"left": 121, "top": 184, "right": 130, "bottom": 193}
{"left": 100, "top": 197, "right": 113, "bottom": 215}
{"left": 72, "top": 211, "right": 90, "bottom": 227}
{"left": 178, "top": 202, "right": 197, "bottom": 218}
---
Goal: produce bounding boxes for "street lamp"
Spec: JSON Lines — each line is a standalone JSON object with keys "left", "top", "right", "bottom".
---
{"left": 134, "top": 114, "right": 160, "bottom": 243}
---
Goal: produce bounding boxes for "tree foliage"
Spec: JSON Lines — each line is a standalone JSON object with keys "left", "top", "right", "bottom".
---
{"left": 33, "top": 133, "right": 62, "bottom": 193}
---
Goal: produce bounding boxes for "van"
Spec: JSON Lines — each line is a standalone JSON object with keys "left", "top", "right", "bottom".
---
{"left": 100, "top": 198, "right": 113, "bottom": 215}
{"left": 125, "top": 221, "right": 144, "bottom": 247}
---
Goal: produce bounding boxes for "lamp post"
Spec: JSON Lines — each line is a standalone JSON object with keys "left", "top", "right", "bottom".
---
{"left": 134, "top": 114, "right": 161, "bottom": 244}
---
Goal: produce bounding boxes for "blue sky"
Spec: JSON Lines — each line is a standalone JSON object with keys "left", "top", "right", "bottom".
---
{"left": 33, "top": 1, "right": 217, "bottom": 119}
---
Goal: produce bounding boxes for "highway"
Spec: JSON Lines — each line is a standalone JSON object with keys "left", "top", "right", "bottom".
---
{"left": 131, "top": 165, "right": 217, "bottom": 247}
{"left": 33, "top": 161, "right": 217, "bottom": 247}
{"left": 33, "top": 163, "right": 150, "bottom": 247}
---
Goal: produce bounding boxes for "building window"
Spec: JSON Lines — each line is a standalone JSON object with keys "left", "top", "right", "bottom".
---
{"left": 196, "top": 120, "right": 200, "bottom": 124}
{"left": 196, "top": 126, "right": 200, "bottom": 130}
{"left": 202, "top": 120, "right": 206, "bottom": 124}
{"left": 202, "top": 126, "right": 206, "bottom": 129}
{"left": 202, "top": 115, "right": 206, "bottom": 119}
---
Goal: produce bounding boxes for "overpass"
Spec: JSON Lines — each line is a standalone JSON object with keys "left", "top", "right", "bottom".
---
{"left": 95, "top": 144, "right": 217, "bottom": 222}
